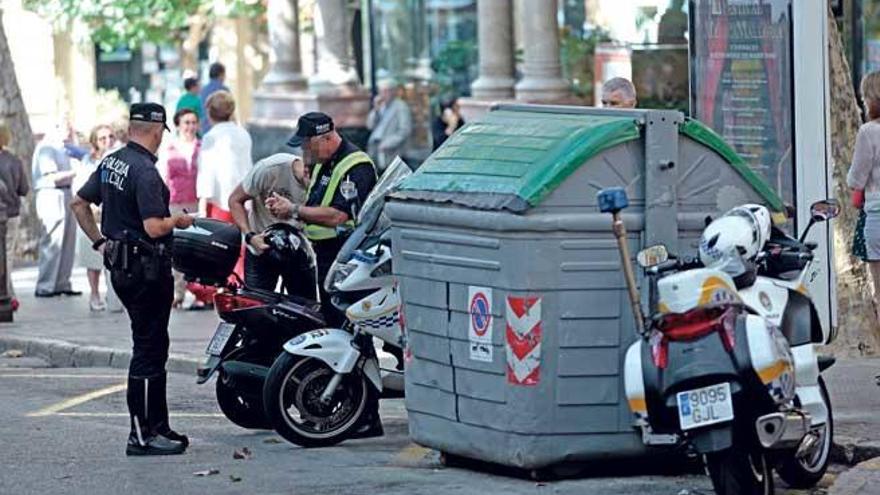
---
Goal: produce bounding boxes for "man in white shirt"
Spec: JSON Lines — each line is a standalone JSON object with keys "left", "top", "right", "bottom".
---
{"left": 196, "top": 90, "right": 253, "bottom": 220}
{"left": 33, "top": 120, "right": 80, "bottom": 297}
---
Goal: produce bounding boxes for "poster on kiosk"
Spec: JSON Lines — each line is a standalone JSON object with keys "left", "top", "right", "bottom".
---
{"left": 689, "top": 0, "right": 835, "bottom": 331}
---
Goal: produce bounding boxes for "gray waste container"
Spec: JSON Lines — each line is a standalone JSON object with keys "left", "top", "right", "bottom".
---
{"left": 387, "top": 104, "right": 786, "bottom": 469}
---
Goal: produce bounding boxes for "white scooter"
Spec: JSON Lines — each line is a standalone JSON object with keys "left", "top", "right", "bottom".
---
{"left": 599, "top": 187, "right": 838, "bottom": 495}
{"left": 261, "top": 158, "right": 410, "bottom": 448}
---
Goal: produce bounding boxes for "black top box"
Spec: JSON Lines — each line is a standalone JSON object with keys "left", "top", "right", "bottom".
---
{"left": 173, "top": 218, "right": 241, "bottom": 285}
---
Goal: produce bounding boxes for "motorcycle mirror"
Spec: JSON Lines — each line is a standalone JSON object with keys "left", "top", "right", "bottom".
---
{"left": 637, "top": 245, "right": 669, "bottom": 269}
{"left": 810, "top": 199, "right": 841, "bottom": 222}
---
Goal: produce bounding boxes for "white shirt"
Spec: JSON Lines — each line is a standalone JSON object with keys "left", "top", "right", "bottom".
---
{"left": 196, "top": 122, "right": 253, "bottom": 209}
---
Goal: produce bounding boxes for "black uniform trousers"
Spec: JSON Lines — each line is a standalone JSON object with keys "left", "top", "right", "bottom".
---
{"left": 110, "top": 262, "right": 174, "bottom": 378}
{"left": 313, "top": 237, "right": 347, "bottom": 327}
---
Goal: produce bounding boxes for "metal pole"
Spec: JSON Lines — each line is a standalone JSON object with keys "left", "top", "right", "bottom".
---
{"left": 0, "top": 219, "right": 12, "bottom": 322}
{"left": 367, "top": 0, "right": 378, "bottom": 103}
{"left": 612, "top": 212, "right": 644, "bottom": 335}
{"left": 853, "top": 0, "right": 864, "bottom": 90}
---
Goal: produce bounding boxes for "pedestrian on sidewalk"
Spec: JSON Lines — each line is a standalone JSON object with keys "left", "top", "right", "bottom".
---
{"left": 73, "top": 124, "right": 116, "bottom": 312}
{"left": 431, "top": 96, "right": 465, "bottom": 151}
{"left": 199, "top": 63, "right": 229, "bottom": 135}
{"left": 0, "top": 120, "right": 30, "bottom": 311}
{"left": 175, "top": 77, "right": 202, "bottom": 123}
{"left": 367, "top": 79, "right": 412, "bottom": 173}
{"left": 600, "top": 77, "right": 638, "bottom": 109}
{"left": 70, "top": 103, "right": 193, "bottom": 456}
{"left": 32, "top": 117, "right": 80, "bottom": 298}
{"left": 158, "top": 108, "right": 201, "bottom": 308}
{"left": 849, "top": 70, "right": 880, "bottom": 318}
{"left": 195, "top": 91, "right": 251, "bottom": 303}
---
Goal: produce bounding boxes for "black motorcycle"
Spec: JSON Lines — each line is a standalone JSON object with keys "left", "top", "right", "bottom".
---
{"left": 173, "top": 219, "right": 324, "bottom": 429}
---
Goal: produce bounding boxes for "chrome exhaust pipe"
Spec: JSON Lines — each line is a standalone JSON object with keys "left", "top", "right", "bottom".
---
{"left": 755, "top": 411, "right": 811, "bottom": 449}
{"left": 795, "top": 431, "right": 821, "bottom": 459}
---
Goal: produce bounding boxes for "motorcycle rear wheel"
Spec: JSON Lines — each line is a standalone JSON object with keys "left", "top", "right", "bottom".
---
{"left": 263, "top": 353, "right": 369, "bottom": 448}
{"left": 706, "top": 445, "right": 774, "bottom": 495}
{"left": 216, "top": 375, "right": 271, "bottom": 430}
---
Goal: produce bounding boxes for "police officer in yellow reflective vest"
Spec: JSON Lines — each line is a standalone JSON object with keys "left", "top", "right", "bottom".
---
{"left": 266, "top": 112, "right": 377, "bottom": 325}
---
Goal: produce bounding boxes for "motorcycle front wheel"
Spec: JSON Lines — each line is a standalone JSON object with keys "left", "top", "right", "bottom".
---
{"left": 706, "top": 445, "right": 773, "bottom": 495}
{"left": 263, "top": 353, "right": 369, "bottom": 448}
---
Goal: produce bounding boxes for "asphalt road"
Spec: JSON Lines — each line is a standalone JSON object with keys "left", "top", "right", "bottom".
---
{"left": 0, "top": 359, "right": 844, "bottom": 495}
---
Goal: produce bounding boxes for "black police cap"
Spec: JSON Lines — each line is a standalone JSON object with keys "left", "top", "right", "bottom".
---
{"left": 287, "top": 112, "right": 335, "bottom": 147}
{"left": 130, "top": 103, "right": 170, "bottom": 131}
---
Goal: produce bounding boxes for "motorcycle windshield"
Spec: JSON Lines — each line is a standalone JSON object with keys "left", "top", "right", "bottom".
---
{"left": 335, "top": 156, "right": 412, "bottom": 264}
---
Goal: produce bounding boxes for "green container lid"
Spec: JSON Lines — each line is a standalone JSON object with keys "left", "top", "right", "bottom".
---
{"left": 397, "top": 108, "right": 785, "bottom": 214}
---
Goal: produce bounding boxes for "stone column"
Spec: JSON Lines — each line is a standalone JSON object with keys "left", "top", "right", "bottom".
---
{"left": 514, "top": 0, "right": 569, "bottom": 102}
{"left": 470, "top": 0, "right": 515, "bottom": 99}
{"left": 309, "top": 0, "right": 360, "bottom": 92}
{"left": 260, "top": 0, "right": 307, "bottom": 91}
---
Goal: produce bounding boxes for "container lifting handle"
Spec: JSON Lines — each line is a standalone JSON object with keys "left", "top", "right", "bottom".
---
{"left": 597, "top": 188, "right": 645, "bottom": 336}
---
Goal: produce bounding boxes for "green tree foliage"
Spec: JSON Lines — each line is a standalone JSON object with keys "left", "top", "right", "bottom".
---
{"left": 24, "top": 0, "right": 265, "bottom": 50}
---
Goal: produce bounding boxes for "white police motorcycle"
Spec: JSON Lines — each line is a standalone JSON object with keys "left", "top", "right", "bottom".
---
{"left": 261, "top": 158, "right": 409, "bottom": 447}
{"left": 599, "top": 187, "right": 838, "bottom": 495}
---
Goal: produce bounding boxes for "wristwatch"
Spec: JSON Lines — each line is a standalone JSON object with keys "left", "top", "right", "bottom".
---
{"left": 244, "top": 232, "right": 257, "bottom": 245}
{"left": 92, "top": 237, "right": 107, "bottom": 251}
{"left": 290, "top": 203, "right": 301, "bottom": 220}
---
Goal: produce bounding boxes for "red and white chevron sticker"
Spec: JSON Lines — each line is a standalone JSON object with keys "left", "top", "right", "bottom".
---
{"left": 505, "top": 295, "right": 542, "bottom": 386}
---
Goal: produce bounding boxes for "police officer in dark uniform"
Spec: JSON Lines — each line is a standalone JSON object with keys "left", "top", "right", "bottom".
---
{"left": 266, "top": 112, "right": 377, "bottom": 325}
{"left": 70, "top": 103, "right": 193, "bottom": 456}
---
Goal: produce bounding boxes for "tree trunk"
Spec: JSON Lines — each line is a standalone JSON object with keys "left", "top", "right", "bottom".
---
{"left": 180, "top": 13, "right": 209, "bottom": 74}
{"left": 0, "top": 9, "right": 38, "bottom": 261}
{"left": 826, "top": 9, "right": 880, "bottom": 356}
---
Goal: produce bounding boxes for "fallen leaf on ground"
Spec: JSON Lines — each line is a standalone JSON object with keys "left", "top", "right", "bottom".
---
{"left": 193, "top": 469, "right": 220, "bottom": 477}
{"left": 229, "top": 475, "right": 242, "bottom": 483}
{"left": 1, "top": 349, "right": 24, "bottom": 358}
{"left": 233, "top": 447, "right": 253, "bottom": 460}
{"left": 263, "top": 438, "right": 282, "bottom": 444}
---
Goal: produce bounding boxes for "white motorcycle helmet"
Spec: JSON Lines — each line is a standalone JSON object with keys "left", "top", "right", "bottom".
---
{"left": 699, "top": 203, "right": 772, "bottom": 268}
{"left": 727, "top": 204, "right": 772, "bottom": 250}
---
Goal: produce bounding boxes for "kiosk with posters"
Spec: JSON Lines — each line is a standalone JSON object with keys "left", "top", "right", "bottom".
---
{"left": 690, "top": 0, "right": 835, "bottom": 331}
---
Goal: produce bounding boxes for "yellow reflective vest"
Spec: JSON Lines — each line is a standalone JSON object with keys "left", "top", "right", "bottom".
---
{"left": 304, "top": 150, "right": 374, "bottom": 241}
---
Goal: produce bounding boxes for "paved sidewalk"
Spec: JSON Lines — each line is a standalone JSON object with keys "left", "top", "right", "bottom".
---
{"left": 829, "top": 457, "right": 880, "bottom": 495}
{"left": 0, "top": 266, "right": 221, "bottom": 372}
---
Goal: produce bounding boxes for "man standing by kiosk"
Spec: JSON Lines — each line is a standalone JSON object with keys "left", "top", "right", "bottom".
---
{"left": 70, "top": 103, "right": 194, "bottom": 456}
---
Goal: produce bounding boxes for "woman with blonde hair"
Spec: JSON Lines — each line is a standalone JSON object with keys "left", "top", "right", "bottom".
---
{"left": 72, "top": 124, "right": 115, "bottom": 311}
{"left": 0, "top": 120, "right": 29, "bottom": 311}
{"left": 849, "top": 70, "right": 880, "bottom": 315}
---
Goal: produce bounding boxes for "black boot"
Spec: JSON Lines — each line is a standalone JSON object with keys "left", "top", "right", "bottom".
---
{"left": 125, "top": 376, "right": 187, "bottom": 456}
{"left": 148, "top": 373, "right": 189, "bottom": 448}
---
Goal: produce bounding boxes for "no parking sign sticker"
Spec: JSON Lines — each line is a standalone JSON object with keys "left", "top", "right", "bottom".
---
{"left": 468, "top": 287, "right": 493, "bottom": 362}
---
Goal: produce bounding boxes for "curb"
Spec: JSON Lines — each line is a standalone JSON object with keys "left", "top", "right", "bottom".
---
{"left": 832, "top": 437, "right": 880, "bottom": 466}
{"left": 0, "top": 335, "right": 201, "bottom": 375}
{"left": 829, "top": 457, "right": 880, "bottom": 495}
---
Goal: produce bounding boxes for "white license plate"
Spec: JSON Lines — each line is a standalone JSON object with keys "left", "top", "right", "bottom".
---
{"left": 677, "top": 382, "right": 734, "bottom": 431}
{"left": 205, "top": 323, "right": 236, "bottom": 356}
